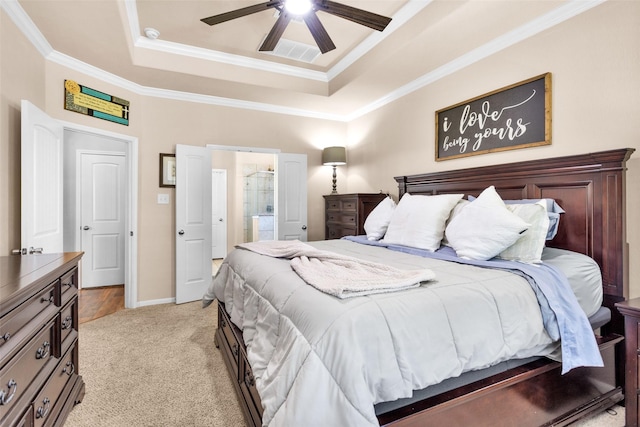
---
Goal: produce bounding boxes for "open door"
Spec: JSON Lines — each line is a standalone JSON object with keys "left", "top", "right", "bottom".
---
{"left": 176, "top": 144, "right": 212, "bottom": 304}
{"left": 277, "top": 153, "right": 308, "bottom": 241}
{"left": 20, "top": 100, "right": 64, "bottom": 254}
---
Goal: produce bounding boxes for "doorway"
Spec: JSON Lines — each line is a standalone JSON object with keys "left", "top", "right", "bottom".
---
{"left": 21, "top": 101, "right": 138, "bottom": 308}
{"left": 210, "top": 148, "right": 278, "bottom": 253}
{"left": 61, "top": 125, "right": 138, "bottom": 308}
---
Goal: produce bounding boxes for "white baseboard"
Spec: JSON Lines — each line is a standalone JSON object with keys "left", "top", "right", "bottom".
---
{"left": 136, "top": 297, "right": 176, "bottom": 308}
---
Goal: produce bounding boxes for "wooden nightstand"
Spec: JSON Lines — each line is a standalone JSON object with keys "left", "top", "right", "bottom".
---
{"left": 323, "top": 193, "right": 387, "bottom": 240}
{"left": 616, "top": 298, "right": 640, "bottom": 427}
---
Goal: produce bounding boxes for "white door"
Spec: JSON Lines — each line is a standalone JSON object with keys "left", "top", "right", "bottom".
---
{"left": 20, "top": 100, "right": 64, "bottom": 254}
{"left": 80, "top": 153, "right": 126, "bottom": 288}
{"left": 176, "top": 144, "right": 212, "bottom": 304}
{"left": 277, "top": 153, "right": 308, "bottom": 241}
{"left": 211, "top": 169, "right": 227, "bottom": 259}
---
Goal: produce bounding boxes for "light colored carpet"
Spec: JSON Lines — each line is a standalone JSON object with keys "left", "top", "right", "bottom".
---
{"left": 64, "top": 301, "right": 624, "bottom": 427}
{"left": 65, "top": 301, "right": 244, "bottom": 427}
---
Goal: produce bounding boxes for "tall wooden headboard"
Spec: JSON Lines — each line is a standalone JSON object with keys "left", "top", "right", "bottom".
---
{"left": 395, "top": 148, "right": 635, "bottom": 334}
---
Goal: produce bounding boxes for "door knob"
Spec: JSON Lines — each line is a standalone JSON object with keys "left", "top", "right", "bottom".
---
{"left": 301, "top": 225, "right": 307, "bottom": 230}
{"left": 82, "top": 226, "right": 91, "bottom": 230}
{"left": 219, "top": 218, "right": 223, "bottom": 222}
{"left": 178, "top": 230, "right": 185, "bottom": 235}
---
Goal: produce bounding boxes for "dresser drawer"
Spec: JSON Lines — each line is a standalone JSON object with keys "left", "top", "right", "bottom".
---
{"left": 338, "top": 198, "right": 357, "bottom": 212}
{"left": 0, "top": 282, "right": 57, "bottom": 353}
{"left": 326, "top": 213, "right": 356, "bottom": 225}
{"left": 32, "top": 346, "right": 76, "bottom": 427}
{"left": 60, "top": 297, "right": 78, "bottom": 354}
{"left": 326, "top": 198, "right": 357, "bottom": 212}
{"left": 60, "top": 267, "right": 79, "bottom": 308}
{"left": 0, "top": 319, "right": 55, "bottom": 416}
{"left": 327, "top": 226, "right": 357, "bottom": 239}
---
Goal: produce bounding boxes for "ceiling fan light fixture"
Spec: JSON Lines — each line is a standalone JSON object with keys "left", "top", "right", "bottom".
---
{"left": 284, "top": 0, "right": 312, "bottom": 16}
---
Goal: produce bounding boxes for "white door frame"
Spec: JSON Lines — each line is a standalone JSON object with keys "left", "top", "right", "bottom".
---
{"left": 61, "top": 120, "right": 138, "bottom": 309}
{"left": 211, "top": 169, "right": 227, "bottom": 259}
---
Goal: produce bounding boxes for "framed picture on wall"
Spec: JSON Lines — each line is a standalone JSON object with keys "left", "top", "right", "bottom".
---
{"left": 159, "top": 153, "right": 176, "bottom": 187}
{"left": 435, "top": 73, "right": 552, "bottom": 161}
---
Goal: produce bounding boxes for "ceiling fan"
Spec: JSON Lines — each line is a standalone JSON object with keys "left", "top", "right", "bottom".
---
{"left": 200, "top": 0, "right": 392, "bottom": 54}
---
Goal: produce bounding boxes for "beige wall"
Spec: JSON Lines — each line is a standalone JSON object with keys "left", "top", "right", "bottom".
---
{"left": 1, "top": 10, "right": 345, "bottom": 302}
{"left": 2, "top": 1, "right": 639, "bottom": 302}
{"left": 345, "top": 1, "right": 640, "bottom": 297}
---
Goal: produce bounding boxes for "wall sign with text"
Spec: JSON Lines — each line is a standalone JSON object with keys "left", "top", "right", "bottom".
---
{"left": 64, "top": 80, "right": 130, "bottom": 126}
{"left": 435, "top": 73, "right": 551, "bottom": 161}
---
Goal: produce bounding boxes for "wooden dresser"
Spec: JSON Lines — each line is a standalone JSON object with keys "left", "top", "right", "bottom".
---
{"left": 616, "top": 298, "right": 640, "bottom": 427}
{"left": 0, "top": 252, "right": 85, "bottom": 427}
{"left": 323, "top": 193, "right": 387, "bottom": 240}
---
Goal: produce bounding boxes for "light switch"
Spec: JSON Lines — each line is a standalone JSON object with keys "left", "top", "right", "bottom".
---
{"left": 157, "top": 194, "right": 170, "bottom": 204}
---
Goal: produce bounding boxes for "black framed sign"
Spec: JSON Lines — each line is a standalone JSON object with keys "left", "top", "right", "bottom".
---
{"left": 435, "top": 73, "right": 551, "bottom": 161}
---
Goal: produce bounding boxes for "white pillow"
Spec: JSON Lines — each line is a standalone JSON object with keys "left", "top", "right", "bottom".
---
{"left": 382, "top": 193, "right": 463, "bottom": 251}
{"left": 498, "top": 202, "right": 550, "bottom": 263}
{"left": 442, "top": 199, "right": 470, "bottom": 247}
{"left": 445, "top": 186, "right": 529, "bottom": 260}
{"left": 364, "top": 197, "right": 396, "bottom": 241}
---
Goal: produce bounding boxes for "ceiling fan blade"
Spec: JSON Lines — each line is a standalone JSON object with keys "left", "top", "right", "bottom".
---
{"left": 316, "top": 0, "right": 392, "bottom": 32}
{"left": 259, "top": 11, "right": 292, "bottom": 51}
{"left": 201, "top": 1, "right": 281, "bottom": 26}
{"left": 303, "top": 12, "right": 336, "bottom": 53}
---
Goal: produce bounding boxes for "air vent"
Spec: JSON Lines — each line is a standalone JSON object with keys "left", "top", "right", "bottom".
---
{"left": 260, "top": 38, "right": 321, "bottom": 63}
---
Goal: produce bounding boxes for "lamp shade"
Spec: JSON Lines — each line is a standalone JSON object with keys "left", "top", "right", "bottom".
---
{"left": 322, "top": 146, "right": 347, "bottom": 165}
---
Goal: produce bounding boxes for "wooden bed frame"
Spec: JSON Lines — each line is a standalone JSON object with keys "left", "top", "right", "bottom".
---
{"left": 217, "top": 148, "right": 634, "bottom": 427}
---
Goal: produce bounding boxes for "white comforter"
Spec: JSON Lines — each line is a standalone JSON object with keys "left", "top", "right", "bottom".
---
{"left": 208, "top": 239, "right": 556, "bottom": 427}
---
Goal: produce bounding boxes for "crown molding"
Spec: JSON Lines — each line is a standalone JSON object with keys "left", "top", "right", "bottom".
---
{"left": 3, "top": 0, "right": 606, "bottom": 122}
{"left": 327, "top": 0, "right": 432, "bottom": 81}
{"left": 46, "top": 51, "right": 346, "bottom": 121}
{"left": 346, "top": 0, "right": 607, "bottom": 121}
{"left": 125, "top": 0, "right": 426, "bottom": 83}
{"left": 134, "top": 37, "right": 329, "bottom": 82}
{"left": 1, "top": 0, "right": 53, "bottom": 57}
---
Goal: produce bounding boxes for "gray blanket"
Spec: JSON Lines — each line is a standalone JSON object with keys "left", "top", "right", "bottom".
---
{"left": 206, "top": 239, "right": 560, "bottom": 427}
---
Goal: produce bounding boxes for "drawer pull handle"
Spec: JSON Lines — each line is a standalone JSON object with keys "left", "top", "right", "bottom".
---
{"left": 0, "top": 333, "right": 10, "bottom": 343}
{"left": 63, "top": 361, "right": 75, "bottom": 376}
{"left": 41, "top": 295, "right": 54, "bottom": 304}
{"left": 36, "top": 341, "right": 50, "bottom": 359}
{"left": 232, "top": 343, "right": 239, "bottom": 358}
{"left": 245, "top": 370, "right": 255, "bottom": 388}
{"left": 36, "top": 397, "right": 50, "bottom": 419}
{"left": 62, "top": 316, "right": 73, "bottom": 330}
{"left": 0, "top": 379, "right": 17, "bottom": 405}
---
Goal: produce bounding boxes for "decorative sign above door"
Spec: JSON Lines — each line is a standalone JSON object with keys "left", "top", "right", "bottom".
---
{"left": 64, "top": 79, "right": 130, "bottom": 126}
{"left": 435, "top": 73, "right": 551, "bottom": 161}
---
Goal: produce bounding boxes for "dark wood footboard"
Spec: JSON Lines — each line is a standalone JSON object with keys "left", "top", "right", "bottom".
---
{"left": 216, "top": 300, "right": 623, "bottom": 427}
{"left": 377, "top": 335, "right": 623, "bottom": 427}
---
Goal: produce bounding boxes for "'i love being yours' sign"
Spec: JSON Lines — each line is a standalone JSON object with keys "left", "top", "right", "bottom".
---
{"left": 435, "top": 73, "right": 551, "bottom": 161}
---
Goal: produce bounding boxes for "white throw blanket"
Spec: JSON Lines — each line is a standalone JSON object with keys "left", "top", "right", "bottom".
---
{"left": 236, "top": 240, "right": 435, "bottom": 298}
